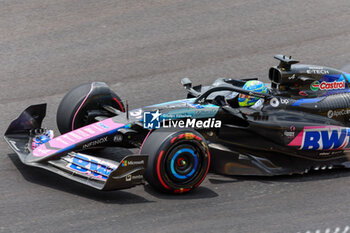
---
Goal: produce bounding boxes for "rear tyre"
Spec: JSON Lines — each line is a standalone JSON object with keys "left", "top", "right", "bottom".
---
{"left": 56, "top": 82, "right": 125, "bottom": 134}
{"left": 140, "top": 128, "right": 210, "bottom": 194}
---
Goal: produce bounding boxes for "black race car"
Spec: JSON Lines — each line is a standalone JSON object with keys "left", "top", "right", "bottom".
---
{"left": 5, "top": 55, "right": 350, "bottom": 194}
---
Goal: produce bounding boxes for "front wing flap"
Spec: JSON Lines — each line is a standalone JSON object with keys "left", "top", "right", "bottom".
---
{"left": 48, "top": 152, "right": 148, "bottom": 191}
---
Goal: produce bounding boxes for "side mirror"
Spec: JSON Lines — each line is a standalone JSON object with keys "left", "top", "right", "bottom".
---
{"left": 181, "top": 77, "right": 192, "bottom": 89}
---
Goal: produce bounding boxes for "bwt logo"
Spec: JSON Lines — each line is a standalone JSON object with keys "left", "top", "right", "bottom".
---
{"left": 143, "top": 110, "right": 162, "bottom": 129}
{"left": 300, "top": 127, "right": 350, "bottom": 150}
{"left": 68, "top": 154, "right": 117, "bottom": 180}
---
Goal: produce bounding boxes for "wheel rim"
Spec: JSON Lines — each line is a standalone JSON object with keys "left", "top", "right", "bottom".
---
{"left": 165, "top": 144, "right": 203, "bottom": 185}
{"left": 170, "top": 148, "right": 198, "bottom": 179}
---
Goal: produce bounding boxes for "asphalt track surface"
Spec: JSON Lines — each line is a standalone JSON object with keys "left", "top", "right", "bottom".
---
{"left": 2, "top": 1, "right": 350, "bottom": 232}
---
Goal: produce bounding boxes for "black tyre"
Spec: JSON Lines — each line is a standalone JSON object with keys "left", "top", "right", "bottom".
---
{"left": 140, "top": 128, "right": 210, "bottom": 194}
{"left": 57, "top": 82, "right": 125, "bottom": 134}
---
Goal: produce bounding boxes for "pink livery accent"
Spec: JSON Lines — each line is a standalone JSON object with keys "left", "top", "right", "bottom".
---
{"left": 71, "top": 83, "right": 94, "bottom": 131}
{"left": 139, "top": 130, "right": 152, "bottom": 154}
{"left": 287, "top": 131, "right": 304, "bottom": 147}
{"left": 33, "top": 118, "right": 125, "bottom": 157}
{"left": 288, "top": 125, "right": 342, "bottom": 146}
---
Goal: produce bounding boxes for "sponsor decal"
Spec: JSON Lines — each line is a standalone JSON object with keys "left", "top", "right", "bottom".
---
{"left": 143, "top": 110, "right": 221, "bottom": 129}
{"left": 327, "top": 109, "right": 350, "bottom": 118}
{"left": 288, "top": 126, "right": 350, "bottom": 150}
{"left": 125, "top": 174, "right": 143, "bottom": 182}
{"left": 248, "top": 91, "right": 265, "bottom": 98}
{"left": 113, "top": 134, "right": 123, "bottom": 142}
{"left": 284, "top": 126, "right": 296, "bottom": 138}
{"left": 319, "top": 151, "right": 343, "bottom": 156}
{"left": 327, "top": 110, "right": 334, "bottom": 118}
{"left": 306, "top": 66, "right": 329, "bottom": 75}
{"left": 310, "top": 80, "right": 345, "bottom": 91}
{"left": 67, "top": 153, "right": 117, "bottom": 180}
{"left": 129, "top": 109, "right": 143, "bottom": 119}
{"left": 307, "top": 70, "right": 329, "bottom": 75}
{"left": 319, "top": 152, "right": 330, "bottom": 156}
{"left": 121, "top": 160, "right": 144, "bottom": 167}
{"left": 280, "top": 98, "right": 289, "bottom": 104}
{"left": 284, "top": 131, "right": 295, "bottom": 137}
{"left": 288, "top": 74, "right": 296, "bottom": 80}
{"left": 82, "top": 136, "right": 108, "bottom": 149}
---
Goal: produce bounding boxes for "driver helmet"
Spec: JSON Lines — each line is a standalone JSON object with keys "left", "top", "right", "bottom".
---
{"left": 238, "top": 80, "right": 268, "bottom": 107}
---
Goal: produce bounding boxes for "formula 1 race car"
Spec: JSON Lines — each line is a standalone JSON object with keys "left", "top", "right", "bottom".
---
{"left": 5, "top": 55, "right": 350, "bottom": 194}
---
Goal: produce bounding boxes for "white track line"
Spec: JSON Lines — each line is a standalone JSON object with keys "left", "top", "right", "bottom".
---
{"left": 300, "top": 226, "right": 350, "bottom": 233}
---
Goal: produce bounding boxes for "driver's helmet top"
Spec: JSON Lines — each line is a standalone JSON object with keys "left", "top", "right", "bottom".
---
{"left": 238, "top": 80, "right": 268, "bottom": 107}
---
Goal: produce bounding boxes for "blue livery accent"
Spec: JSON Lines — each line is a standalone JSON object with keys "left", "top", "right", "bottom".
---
{"left": 301, "top": 128, "right": 350, "bottom": 150}
{"left": 320, "top": 74, "right": 344, "bottom": 83}
{"left": 344, "top": 73, "right": 350, "bottom": 83}
{"left": 187, "top": 103, "right": 205, "bottom": 109}
{"left": 107, "top": 125, "right": 127, "bottom": 135}
{"left": 292, "top": 97, "right": 325, "bottom": 106}
{"left": 97, "top": 122, "right": 110, "bottom": 129}
{"left": 56, "top": 145, "right": 75, "bottom": 155}
{"left": 69, "top": 154, "right": 115, "bottom": 179}
{"left": 170, "top": 148, "right": 198, "bottom": 179}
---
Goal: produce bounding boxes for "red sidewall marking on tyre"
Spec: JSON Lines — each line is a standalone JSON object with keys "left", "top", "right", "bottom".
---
{"left": 157, "top": 150, "right": 171, "bottom": 189}
{"left": 170, "top": 136, "right": 177, "bottom": 144}
{"left": 71, "top": 83, "right": 94, "bottom": 130}
{"left": 174, "top": 188, "right": 191, "bottom": 194}
{"left": 113, "top": 97, "right": 125, "bottom": 112}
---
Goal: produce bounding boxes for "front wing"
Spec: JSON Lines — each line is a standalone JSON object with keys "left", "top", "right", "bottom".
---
{"left": 4, "top": 104, "right": 148, "bottom": 191}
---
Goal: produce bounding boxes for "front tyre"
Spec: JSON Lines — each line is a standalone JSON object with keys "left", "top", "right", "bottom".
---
{"left": 56, "top": 82, "right": 125, "bottom": 134}
{"left": 140, "top": 129, "right": 210, "bottom": 194}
